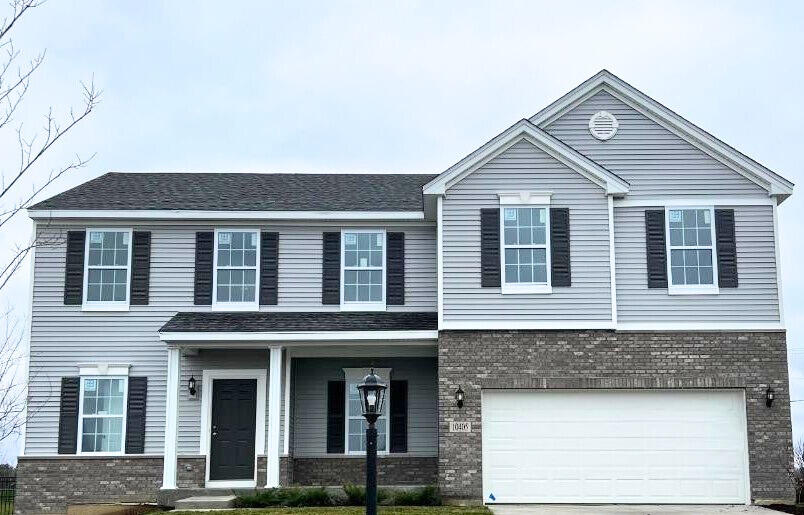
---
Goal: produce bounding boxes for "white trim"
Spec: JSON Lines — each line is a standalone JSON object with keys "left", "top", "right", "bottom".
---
{"left": 76, "top": 376, "right": 129, "bottom": 456}
{"left": 82, "top": 228, "right": 133, "bottom": 312}
{"left": 500, "top": 204, "right": 552, "bottom": 295}
{"left": 200, "top": 368, "right": 267, "bottom": 487}
{"left": 161, "top": 330, "right": 438, "bottom": 342}
{"left": 422, "top": 119, "right": 630, "bottom": 196}
{"left": 772, "top": 201, "right": 785, "bottom": 327}
{"left": 608, "top": 196, "right": 617, "bottom": 325}
{"left": 436, "top": 195, "right": 444, "bottom": 330}
{"left": 287, "top": 345, "right": 436, "bottom": 358}
{"left": 282, "top": 353, "right": 291, "bottom": 456}
{"left": 343, "top": 367, "right": 391, "bottom": 455}
{"left": 498, "top": 191, "right": 553, "bottom": 206}
{"left": 616, "top": 322, "right": 785, "bottom": 332}
{"left": 266, "top": 347, "right": 282, "bottom": 487}
{"left": 212, "top": 228, "right": 260, "bottom": 312}
{"left": 441, "top": 321, "right": 616, "bottom": 330}
{"left": 27, "top": 209, "right": 426, "bottom": 221}
{"left": 340, "top": 228, "right": 386, "bottom": 311}
{"left": 161, "top": 348, "right": 180, "bottom": 489}
{"left": 77, "top": 363, "right": 131, "bottom": 376}
{"left": 20, "top": 220, "right": 36, "bottom": 458}
{"left": 614, "top": 196, "right": 775, "bottom": 208}
{"left": 530, "top": 70, "right": 794, "bottom": 199}
{"left": 664, "top": 206, "right": 719, "bottom": 295}
{"left": 739, "top": 388, "right": 752, "bottom": 505}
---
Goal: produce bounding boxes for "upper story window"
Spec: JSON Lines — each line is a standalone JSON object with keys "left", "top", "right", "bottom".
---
{"left": 341, "top": 230, "right": 385, "bottom": 311}
{"left": 666, "top": 207, "right": 719, "bottom": 295}
{"left": 213, "top": 229, "right": 260, "bottom": 310}
{"left": 83, "top": 229, "right": 132, "bottom": 310}
{"left": 499, "top": 193, "right": 552, "bottom": 294}
{"left": 78, "top": 376, "right": 127, "bottom": 454}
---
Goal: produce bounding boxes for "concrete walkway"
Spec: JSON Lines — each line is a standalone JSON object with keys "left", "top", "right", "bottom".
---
{"left": 489, "top": 505, "right": 777, "bottom": 515}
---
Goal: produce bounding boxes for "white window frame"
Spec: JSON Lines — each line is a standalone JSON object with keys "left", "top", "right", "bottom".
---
{"left": 499, "top": 193, "right": 552, "bottom": 295}
{"left": 77, "top": 374, "right": 129, "bottom": 456}
{"left": 82, "top": 228, "right": 134, "bottom": 311}
{"left": 343, "top": 368, "right": 391, "bottom": 455}
{"left": 212, "top": 228, "right": 261, "bottom": 312}
{"left": 340, "top": 228, "right": 387, "bottom": 311}
{"left": 664, "top": 206, "right": 720, "bottom": 296}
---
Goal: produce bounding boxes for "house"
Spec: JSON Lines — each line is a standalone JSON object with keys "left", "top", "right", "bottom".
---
{"left": 16, "top": 70, "right": 794, "bottom": 513}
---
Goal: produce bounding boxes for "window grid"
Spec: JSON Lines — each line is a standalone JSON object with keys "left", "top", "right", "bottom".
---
{"left": 342, "top": 231, "right": 385, "bottom": 305}
{"left": 214, "top": 230, "right": 259, "bottom": 306}
{"left": 85, "top": 229, "right": 131, "bottom": 304}
{"left": 79, "top": 377, "right": 127, "bottom": 454}
{"left": 502, "top": 207, "right": 549, "bottom": 285}
{"left": 667, "top": 208, "right": 717, "bottom": 287}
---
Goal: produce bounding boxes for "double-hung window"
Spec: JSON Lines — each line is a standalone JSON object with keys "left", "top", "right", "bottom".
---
{"left": 500, "top": 198, "right": 551, "bottom": 294}
{"left": 344, "top": 368, "right": 390, "bottom": 454}
{"left": 83, "top": 228, "right": 133, "bottom": 310}
{"left": 666, "top": 207, "right": 719, "bottom": 295}
{"left": 213, "top": 229, "right": 260, "bottom": 310}
{"left": 78, "top": 376, "right": 127, "bottom": 454}
{"left": 341, "top": 230, "right": 385, "bottom": 311}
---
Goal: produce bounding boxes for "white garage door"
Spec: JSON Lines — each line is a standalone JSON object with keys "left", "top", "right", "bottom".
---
{"left": 482, "top": 390, "right": 749, "bottom": 504}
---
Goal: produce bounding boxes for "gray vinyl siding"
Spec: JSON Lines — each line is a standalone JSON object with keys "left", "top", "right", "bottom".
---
{"left": 25, "top": 221, "right": 435, "bottom": 456}
{"left": 544, "top": 90, "right": 768, "bottom": 198}
{"left": 614, "top": 205, "right": 780, "bottom": 323}
{"left": 292, "top": 357, "right": 437, "bottom": 456}
{"left": 442, "top": 139, "right": 612, "bottom": 322}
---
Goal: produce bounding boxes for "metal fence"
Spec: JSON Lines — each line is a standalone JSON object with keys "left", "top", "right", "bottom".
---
{"left": 0, "top": 474, "right": 15, "bottom": 515}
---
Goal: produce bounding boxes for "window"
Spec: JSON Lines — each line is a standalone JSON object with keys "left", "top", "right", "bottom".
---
{"left": 501, "top": 206, "right": 551, "bottom": 294}
{"left": 344, "top": 368, "right": 390, "bottom": 454}
{"left": 213, "top": 229, "right": 260, "bottom": 310}
{"left": 78, "top": 377, "right": 127, "bottom": 454}
{"left": 666, "top": 207, "right": 719, "bottom": 294}
{"left": 84, "top": 229, "right": 133, "bottom": 310}
{"left": 341, "top": 230, "right": 385, "bottom": 310}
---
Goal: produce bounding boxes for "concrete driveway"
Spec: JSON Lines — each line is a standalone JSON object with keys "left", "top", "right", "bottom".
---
{"left": 488, "top": 505, "right": 777, "bottom": 515}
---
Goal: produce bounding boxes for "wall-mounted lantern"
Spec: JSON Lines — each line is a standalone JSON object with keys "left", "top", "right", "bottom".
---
{"left": 766, "top": 387, "right": 775, "bottom": 408}
{"left": 188, "top": 375, "right": 197, "bottom": 397}
{"left": 455, "top": 386, "right": 465, "bottom": 409}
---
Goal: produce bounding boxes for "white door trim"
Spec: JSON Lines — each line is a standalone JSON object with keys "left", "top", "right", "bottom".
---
{"left": 200, "top": 368, "right": 267, "bottom": 488}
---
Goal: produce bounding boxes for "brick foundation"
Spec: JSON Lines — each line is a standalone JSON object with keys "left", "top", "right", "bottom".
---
{"left": 176, "top": 456, "right": 205, "bottom": 489}
{"left": 437, "top": 330, "right": 793, "bottom": 502}
{"left": 279, "top": 455, "right": 292, "bottom": 486}
{"left": 291, "top": 456, "right": 437, "bottom": 486}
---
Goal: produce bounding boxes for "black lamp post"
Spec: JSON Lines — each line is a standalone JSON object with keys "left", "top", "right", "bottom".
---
{"left": 357, "top": 369, "right": 387, "bottom": 515}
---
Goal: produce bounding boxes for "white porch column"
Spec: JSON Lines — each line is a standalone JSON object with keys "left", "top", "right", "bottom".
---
{"left": 161, "top": 347, "right": 180, "bottom": 489}
{"left": 266, "top": 346, "right": 283, "bottom": 487}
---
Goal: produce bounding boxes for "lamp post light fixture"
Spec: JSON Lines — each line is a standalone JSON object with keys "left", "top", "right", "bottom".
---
{"left": 766, "top": 387, "right": 775, "bottom": 407}
{"left": 357, "top": 369, "right": 387, "bottom": 515}
{"left": 455, "top": 386, "right": 465, "bottom": 408}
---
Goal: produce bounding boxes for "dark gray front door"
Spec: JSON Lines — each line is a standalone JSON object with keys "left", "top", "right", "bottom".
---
{"left": 209, "top": 379, "right": 257, "bottom": 481}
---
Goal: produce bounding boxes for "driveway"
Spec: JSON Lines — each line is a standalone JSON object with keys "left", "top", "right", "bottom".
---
{"left": 488, "top": 505, "right": 777, "bottom": 515}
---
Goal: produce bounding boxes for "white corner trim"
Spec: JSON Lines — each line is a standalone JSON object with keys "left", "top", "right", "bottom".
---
{"left": 27, "top": 209, "right": 426, "bottom": 221}
{"left": 78, "top": 363, "right": 131, "bottom": 376}
{"left": 613, "top": 196, "right": 775, "bottom": 208}
{"left": 772, "top": 201, "right": 785, "bottom": 327}
{"left": 436, "top": 195, "right": 444, "bottom": 330}
{"left": 266, "top": 347, "right": 283, "bottom": 488}
{"left": 21, "top": 220, "right": 36, "bottom": 458}
{"left": 159, "top": 330, "right": 439, "bottom": 342}
{"left": 498, "top": 191, "right": 553, "bottom": 205}
{"left": 608, "top": 196, "right": 618, "bottom": 325}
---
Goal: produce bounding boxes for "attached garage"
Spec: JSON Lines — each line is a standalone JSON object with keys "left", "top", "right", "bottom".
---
{"left": 481, "top": 390, "right": 750, "bottom": 504}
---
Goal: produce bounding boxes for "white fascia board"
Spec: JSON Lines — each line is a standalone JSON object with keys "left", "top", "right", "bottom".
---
{"left": 422, "top": 119, "right": 629, "bottom": 196}
{"left": 530, "top": 70, "right": 794, "bottom": 198}
{"left": 159, "top": 330, "right": 439, "bottom": 342}
{"left": 614, "top": 196, "right": 776, "bottom": 207}
{"left": 616, "top": 322, "right": 785, "bottom": 332}
{"left": 27, "top": 209, "right": 425, "bottom": 221}
{"left": 440, "top": 321, "right": 616, "bottom": 330}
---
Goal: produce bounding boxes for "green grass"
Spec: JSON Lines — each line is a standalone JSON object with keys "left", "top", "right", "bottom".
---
{"left": 164, "top": 508, "right": 489, "bottom": 515}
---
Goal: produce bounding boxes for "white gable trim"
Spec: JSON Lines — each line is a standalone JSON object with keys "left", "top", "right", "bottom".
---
{"left": 530, "top": 70, "right": 794, "bottom": 200}
{"left": 422, "top": 119, "right": 630, "bottom": 196}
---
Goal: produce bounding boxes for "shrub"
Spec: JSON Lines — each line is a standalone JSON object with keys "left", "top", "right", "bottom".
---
{"left": 234, "top": 487, "right": 334, "bottom": 508}
{"left": 391, "top": 486, "right": 441, "bottom": 506}
{"left": 341, "top": 484, "right": 390, "bottom": 506}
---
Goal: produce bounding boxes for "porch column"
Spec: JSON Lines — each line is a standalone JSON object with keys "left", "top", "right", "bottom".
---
{"left": 266, "top": 346, "right": 283, "bottom": 487}
{"left": 162, "top": 347, "right": 180, "bottom": 489}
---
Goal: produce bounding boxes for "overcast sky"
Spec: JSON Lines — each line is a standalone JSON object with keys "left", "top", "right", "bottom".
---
{"left": 1, "top": 1, "right": 803, "bottom": 463}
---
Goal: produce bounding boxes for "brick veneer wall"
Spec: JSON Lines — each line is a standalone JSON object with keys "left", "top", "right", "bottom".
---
{"left": 438, "top": 330, "right": 793, "bottom": 502}
{"left": 177, "top": 456, "right": 205, "bottom": 488}
{"left": 291, "top": 456, "right": 437, "bottom": 486}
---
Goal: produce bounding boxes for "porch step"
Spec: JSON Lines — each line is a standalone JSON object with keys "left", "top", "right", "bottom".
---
{"left": 173, "top": 495, "right": 236, "bottom": 510}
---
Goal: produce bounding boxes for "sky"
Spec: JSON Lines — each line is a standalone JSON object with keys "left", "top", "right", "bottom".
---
{"left": 1, "top": 0, "right": 803, "bottom": 463}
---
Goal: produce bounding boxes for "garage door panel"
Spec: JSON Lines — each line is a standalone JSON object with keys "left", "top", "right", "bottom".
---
{"left": 481, "top": 390, "right": 749, "bottom": 504}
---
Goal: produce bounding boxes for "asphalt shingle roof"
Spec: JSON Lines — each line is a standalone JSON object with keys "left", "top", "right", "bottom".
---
{"left": 159, "top": 311, "right": 438, "bottom": 333}
{"left": 31, "top": 172, "right": 438, "bottom": 212}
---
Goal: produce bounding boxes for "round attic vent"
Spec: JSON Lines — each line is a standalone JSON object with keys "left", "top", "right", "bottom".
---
{"left": 588, "top": 111, "right": 619, "bottom": 141}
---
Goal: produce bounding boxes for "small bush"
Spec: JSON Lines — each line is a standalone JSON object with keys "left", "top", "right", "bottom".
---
{"left": 341, "top": 484, "right": 390, "bottom": 506}
{"left": 234, "top": 487, "right": 334, "bottom": 508}
{"left": 391, "top": 486, "right": 441, "bottom": 506}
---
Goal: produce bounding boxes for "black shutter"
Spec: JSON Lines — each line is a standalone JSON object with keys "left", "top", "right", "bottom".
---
{"left": 125, "top": 377, "right": 148, "bottom": 454}
{"left": 715, "top": 209, "right": 738, "bottom": 288}
{"left": 64, "top": 231, "right": 86, "bottom": 305}
{"left": 322, "top": 232, "right": 341, "bottom": 305}
{"left": 645, "top": 210, "right": 668, "bottom": 288}
{"left": 387, "top": 232, "right": 405, "bottom": 305}
{"left": 57, "top": 377, "right": 80, "bottom": 454}
{"left": 260, "top": 232, "right": 279, "bottom": 305}
{"left": 194, "top": 232, "right": 214, "bottom": 305}
{"left": 550, "top": 208, "right": 571, "bottom": 287}
{"left": 326, "top": 380, "right": 345, "bottom": 453}
{"left": 390, "top": 380, "right": 408, "bottom": 453}
{"left": 480, "top": 208, "right": 501, "bottom": 287}
{"left": 130, "top": 232, "right": 151, "bottom": 305}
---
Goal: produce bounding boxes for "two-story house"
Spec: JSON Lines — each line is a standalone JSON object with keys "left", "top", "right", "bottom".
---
{"left": 16, "top": 70, "right": 794, "bottom": 513}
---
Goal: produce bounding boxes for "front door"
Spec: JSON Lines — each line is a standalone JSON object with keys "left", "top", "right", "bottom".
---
{"left": 209, "top": 379, "right": 257, "bottom": 481}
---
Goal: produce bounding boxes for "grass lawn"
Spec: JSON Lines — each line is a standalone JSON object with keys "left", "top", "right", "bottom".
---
{"left": 165, "top": 508, "right": 490, "bottom": 515}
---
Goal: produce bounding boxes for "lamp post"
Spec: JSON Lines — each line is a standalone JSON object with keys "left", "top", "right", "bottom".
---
{"left": 357, "top": 369, "right": 387, "bottom": 515}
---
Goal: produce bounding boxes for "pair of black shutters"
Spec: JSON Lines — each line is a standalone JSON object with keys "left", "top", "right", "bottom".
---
{"left": 645, "top": 209, "right": 738, "bottom": 288}
{"left": 327, "top": 380, "right": 408, "bottom": 453}
{"left": 57, "top": 376, "right": 148, "bottom": 454}
{"left": 480, "top": 208, "right": 571, "bottom": 287}
{"left": 64, "top": 231, "right": 152, "bottom": 305}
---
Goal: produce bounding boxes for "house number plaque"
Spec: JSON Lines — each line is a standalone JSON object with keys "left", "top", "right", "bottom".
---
{"left": 449, "top": 421, "right": 472, "bottom": 433}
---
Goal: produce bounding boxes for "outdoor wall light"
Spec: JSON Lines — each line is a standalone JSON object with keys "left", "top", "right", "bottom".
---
{"left": 766, "top": 387, "right": 775, "bottom": 408}
{"left": 188, "top": 375, "right": 197, "bottom": 397}
{"left": 455, "top": 386, "right": 465, "bottom": 408}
